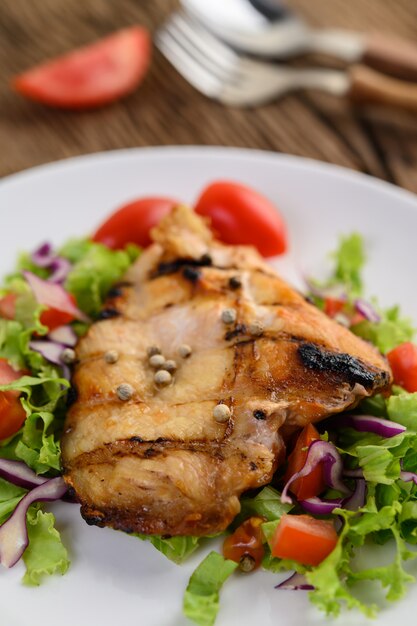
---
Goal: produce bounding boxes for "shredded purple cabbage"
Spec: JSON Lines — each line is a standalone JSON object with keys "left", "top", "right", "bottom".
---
{"left": 275, "top": 572, "right": 314, "bottom": 591}
{"left": 281, "top": 440, "right": 349, "bottom": 505}
{"left": 0, "top": 477, "right": 67, "bottom": 568}
{"left": 31, "top": 243, "right": 71, "bottom": 285}
{"left": 338, "top": 415, "right": 406, "bottom": 438}
{"left": 0, "top": 459, "right": 47, "bottom": 490}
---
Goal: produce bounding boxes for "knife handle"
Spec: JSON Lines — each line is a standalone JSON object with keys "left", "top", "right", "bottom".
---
{"left": 348, "top": 64, "right": 417, "bottom": 112}
{"left": 363, "top": 32, "right": 417, "bottom": 83}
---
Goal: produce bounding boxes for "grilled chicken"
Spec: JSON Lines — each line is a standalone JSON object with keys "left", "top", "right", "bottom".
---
{"left": 61, "top": 206, "right": 391, "bottom": 536}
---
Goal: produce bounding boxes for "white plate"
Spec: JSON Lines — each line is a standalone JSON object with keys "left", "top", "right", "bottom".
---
{"left": 1, "top": 146, "right": 416, "bottom": 626}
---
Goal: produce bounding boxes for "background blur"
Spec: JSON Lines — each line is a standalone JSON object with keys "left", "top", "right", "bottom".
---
{"left": 1, "top": 0, "right": 417, "bottom": 191}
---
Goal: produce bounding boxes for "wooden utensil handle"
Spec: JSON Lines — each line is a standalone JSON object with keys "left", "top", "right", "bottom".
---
{"left": 363, "top": 33, "right": 417, "bottom": 82}
{"left": 348, "top": 65, "right": 417, "bottom": 112}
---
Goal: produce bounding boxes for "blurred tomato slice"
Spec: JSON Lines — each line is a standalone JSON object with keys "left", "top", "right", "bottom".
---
{"left": 194, "top": 181, "right": 288, "bottom": 257}
{"left": 12, "top": 26, "right": 151, "bottom": 109}
{"left": 93, "top": 197, "right": 180, "bottom": 249}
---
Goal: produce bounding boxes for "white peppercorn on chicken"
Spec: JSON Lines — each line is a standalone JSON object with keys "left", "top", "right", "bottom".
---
{"left": 61, "top": 206, "right": 391, "bottom": 536}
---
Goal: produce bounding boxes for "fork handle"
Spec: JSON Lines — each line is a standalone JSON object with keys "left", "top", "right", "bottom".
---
{"left": 363, "top": 32, "right": 417, "bottom": 83}
{"left": 347, "top": 64, "right": 417, "bottom": 112}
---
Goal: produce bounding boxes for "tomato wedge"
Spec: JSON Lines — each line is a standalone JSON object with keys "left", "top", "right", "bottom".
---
{"left": 271, "top": 514, "right": 338, "bottom": 566}
{"left": 0, "top": 293, "right": 17, "bottom": 320}
{"left": 12, "top": 26, "right": 151, "bottom": 109}
{"left": 92, "top": 197, "right": 180, "bottom": 249}
{"left": 387, "top": 342, "right": 417, "bottom": 392}
{"left": 283, "top": 423, "right": 326, "bottom": 500}
{"left": 194, "top": 181, "right": 288, "bottom": 257}
{"left": 0, "top": 359, "right": 27, "bottom": 441}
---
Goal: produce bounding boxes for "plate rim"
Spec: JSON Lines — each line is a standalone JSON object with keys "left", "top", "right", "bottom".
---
{"left": 1, "top": 145, "right": 417, "bottom": 210}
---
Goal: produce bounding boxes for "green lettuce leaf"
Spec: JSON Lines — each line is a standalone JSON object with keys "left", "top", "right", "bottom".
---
{"left": 332, "top": 232, "right": 365, "bottom": 296}
{"left": 183, "top": 551, "right": 238, "bottom": 626}
{"left": 0, "top": 477, "right": 26, "bottom": 525}
{"left": 22, "top": 508, "right": 70, "bottom": 585}
{"left": 387, "top": 392, "right": 417, "bottom": 430}
{"left": 352, "top": 306, "right": 415, "bottom": 354}
{"left": 61, "top": 239, "right": 140, "bottom": 316}
{"left": 239, "top": 486, "right": 292, "bottom": 523}
{"left": 134, "top": 533, "right": 201, "bottom": 564}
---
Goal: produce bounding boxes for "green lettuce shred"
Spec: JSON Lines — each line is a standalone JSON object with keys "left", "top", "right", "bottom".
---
{"left": 22, "top": 508, "right": 70, "bottom": 585}
{"left": 183, "top": 552, "right": 238, "bottom": 626}
{"left": 61, "top": 239, "right": 140, "bottom": 316}
{"left": 332, "top": 232, "right": 365, "bottom": 296}
{"left": 353, "top": 306, "right": 415, "bottom": 353}
{"left": 135, "top": 533, "right": 201, "bottom": 564}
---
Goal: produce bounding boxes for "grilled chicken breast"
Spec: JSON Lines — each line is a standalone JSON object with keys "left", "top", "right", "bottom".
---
{"left": 62, "top": 206, "right": 391, "bottom": 536}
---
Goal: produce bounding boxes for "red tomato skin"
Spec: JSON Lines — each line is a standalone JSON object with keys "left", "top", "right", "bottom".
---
{"left": 324, "top": 298, "right": 345, "bottom": 318}
{"left": 12, "top": 26, "right": 151, "bottom": 109}
{"left": 92, "top": 197, "right": 180, "bottom": 249}
{"left": 194, "top": 181, "right": 288, "bottom": 257}
{"left": 387, "top": 342, "right": 417, "bottom": 392}
{"left": 283, "top": 423, "right": 326, "bottom": 500}
{"left": 0, "top": 293, "right": 17, "bottom": 320}
{"left": 39, "top": 292, "right": 78, "bottom": 331}
{"left": 0, "top": 359, "right": 27, "bottom": 440}
{"left": 271, "top": 514, "right": 338, "bottom": 566}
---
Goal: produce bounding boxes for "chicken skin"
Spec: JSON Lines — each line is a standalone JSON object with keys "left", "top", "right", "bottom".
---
{"left": 61, "top": 206, "right": 391, "bottom": 535}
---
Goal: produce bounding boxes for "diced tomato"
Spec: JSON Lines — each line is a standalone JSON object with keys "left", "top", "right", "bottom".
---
{"left": 283, "top": 423, "right": 326, "bottom": 500}
{"left": 40, "top": 298, "right": 77, "bottom": 332}
{"left": 92, "top": 197, "right": 180, "bottom": 249}
{"left": 223, "top": 517, "right": 265, "bottom": 572}
{"left": 324, "top": 298, "right": 345, "bottom": 318}
{"left": 194, "top": 181, "right": 288, "bottom": 257}
{"left": 0, "top": 293, "right": 17, "bottom": 320}
{"left": 387, "top": 342, "right": 417, "bottom": 392}
{"left": 12, "top": 26, "right": 151, "bottom": 109}
{"left": 0, "top": 359, "right": 27, "bottom": 440}
{"left": 271, "top": 514, "right": 338, "bottom": 566}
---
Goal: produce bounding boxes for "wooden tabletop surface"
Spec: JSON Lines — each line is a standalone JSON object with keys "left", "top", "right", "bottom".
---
{"left": 1, "top": 0, "right": 417, "bottom": 192}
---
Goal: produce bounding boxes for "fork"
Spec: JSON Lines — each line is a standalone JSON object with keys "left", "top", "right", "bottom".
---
{"left": 156, "top": 11, "right": 417, "bottom": 110}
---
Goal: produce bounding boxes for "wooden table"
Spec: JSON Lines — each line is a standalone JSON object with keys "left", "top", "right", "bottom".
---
{"left": 1, "top": 0, "right": 417, "bottom": 192}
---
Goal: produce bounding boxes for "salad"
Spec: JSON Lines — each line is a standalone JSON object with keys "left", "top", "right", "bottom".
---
{"left": 1, "top": 180, "right": 417, "bottom": 626}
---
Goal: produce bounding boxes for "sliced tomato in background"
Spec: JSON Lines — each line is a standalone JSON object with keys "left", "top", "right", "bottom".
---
{"left": 194, "top": 181, "right": 288, "bottom": 257}
{"left": 0, "top": 359, "right": 27, "bottom": 440}
{"left": 283, "top": 423, "right": 326, "bottom": 500}
{"left": 0, "top": 293, "right": 17, "bottom": 320}
{"left": 387, "top": 342, "right": 417, "bottom": 392}
{"left": 12, "top": 26, "right": 151, "bottom": 109}
{"left": 271, "top": 514, "right": 338, "bottom": 566}
{"left": 93, "top": 197, "right": 180, "bottom": 249}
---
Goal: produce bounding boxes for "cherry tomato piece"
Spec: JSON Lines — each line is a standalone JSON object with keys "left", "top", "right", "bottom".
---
{"left": 92, "top": 197, "right": 180, "bottom": 249}
{"left": 0, "top": 359, "right": 27, "bottom": 441}
{"left": 271, "top": 514, "right": 338, "bottom": 566}
{"left": 223, "top": 516, "right": 265, "bottom": 572}
{"left": 40, "top": 306, "right": 76, "bottom": 332}
{"left": 13, "top": 26, "right": 151, "bottom": 109}
{"left": 283, "top": 423, "right": 326, "bottom": 500}
{"left": 195, "top": 181, "right": 288, "bottom": 257}
{"left": 387, "top": 342, "right": 417, "bottom": 392}
{"left": 324, "top": 297, "right": 346, "bottom": 318}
